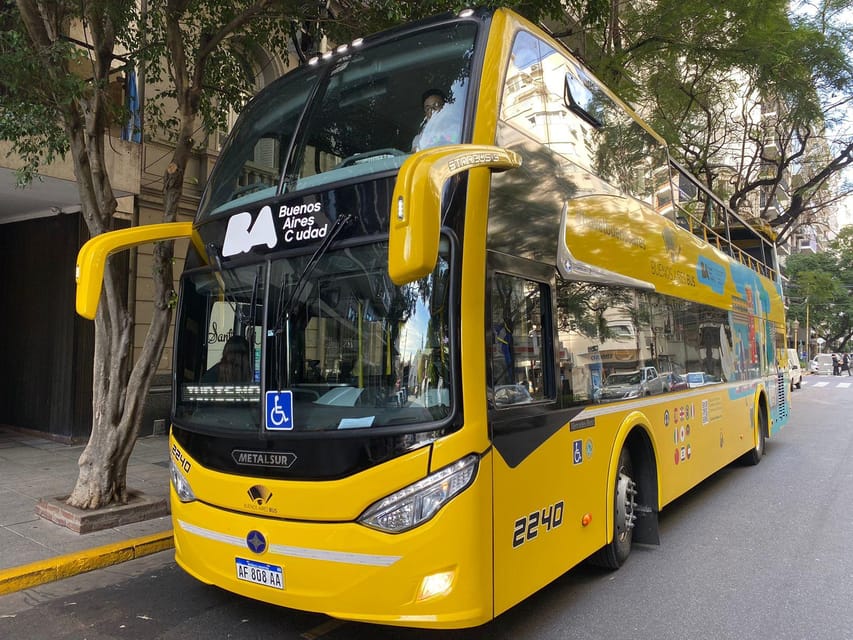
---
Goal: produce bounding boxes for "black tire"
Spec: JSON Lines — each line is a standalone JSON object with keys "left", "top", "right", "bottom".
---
{"left": 590, "top": 447, "right": 636, "bottom": 569}
{"left": 740, "top": 403, "right": 766, "bottom": 466}
{"left": 795, "top": 378, "right": 802, "bottom": 389}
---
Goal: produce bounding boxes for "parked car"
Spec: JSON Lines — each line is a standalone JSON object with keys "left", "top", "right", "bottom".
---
{"left": 685, "top": 371, "right": 706, "bottom": 388}
{"left": 686, "top": 371, "right": 724, "bottom": 388}
{"left": 493, "top": 384, "right": 534, "bottom": 406}
{"left": 810, "top": 353, "right": 834, "bottom": 375}
{"left": 599, "top": 366, "right": 664, "bottom": 402}
{"left": 662, "top": 372, "right": 689, "bottom": 392}
{"left": 786, "top": 348, "right": 802, "bottom": 390}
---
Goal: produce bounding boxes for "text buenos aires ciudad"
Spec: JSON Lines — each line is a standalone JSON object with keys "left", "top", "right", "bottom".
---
{"left": 222, "top": 202, "right": 329, "bottom": 257}
{"left": 222, "top": 200, "right": 332, "bottom": 257}
{"left": 278, "top": 201, "right": 328, "bottom": 242}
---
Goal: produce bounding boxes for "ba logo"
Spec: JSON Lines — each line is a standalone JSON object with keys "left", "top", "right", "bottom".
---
{"left": 248, "top": 485, "right": 273, "bottom": 505}
{"left": 223, "top": 206, "right": 277, "bottom": 257}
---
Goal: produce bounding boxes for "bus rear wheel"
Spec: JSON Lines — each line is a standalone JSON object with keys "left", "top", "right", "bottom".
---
{"left": 591, "top": 447, "right": 637, "bottom": 569}
{"left": 740, "top": 403, "right": 767, "bottom": 466}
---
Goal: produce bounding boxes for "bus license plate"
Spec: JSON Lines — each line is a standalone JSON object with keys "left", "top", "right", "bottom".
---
{"left": 235, "top": 557, "right": 284, "bottom": 590}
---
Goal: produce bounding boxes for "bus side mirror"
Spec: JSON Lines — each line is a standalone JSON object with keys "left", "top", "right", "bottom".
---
{"left": 76, "top": 222, "right": 198, "bottom": 319}
{"left": 388, "top": 145, "right": 521, "bottom": 285}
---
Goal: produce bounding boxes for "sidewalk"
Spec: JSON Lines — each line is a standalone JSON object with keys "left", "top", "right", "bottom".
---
{"left": 0, "top": 427, "right": 173, "bottom": 595}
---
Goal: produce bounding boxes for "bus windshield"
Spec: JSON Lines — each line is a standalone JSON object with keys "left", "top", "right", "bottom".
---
{"left": 198, "top": 21, "right": 478, "bottom": 219}
{"left": 174, "top": 241, "right": 453, "bottom": 433}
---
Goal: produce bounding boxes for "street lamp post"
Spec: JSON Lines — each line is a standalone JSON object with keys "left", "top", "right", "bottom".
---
{"left": 792, "top": 319, "right": 799, "bottom": 355}
{"left": 805, "top": 299, "right": 810, "bottom": 363}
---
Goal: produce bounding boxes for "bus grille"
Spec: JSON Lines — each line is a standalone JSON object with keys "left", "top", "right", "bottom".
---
{"left": 775, "top": 373, "right": 788, "bottom": 421}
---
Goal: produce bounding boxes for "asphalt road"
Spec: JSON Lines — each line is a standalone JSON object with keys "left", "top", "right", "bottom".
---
{"left": 2, "top": 374, "right": 851, "bottom": 640}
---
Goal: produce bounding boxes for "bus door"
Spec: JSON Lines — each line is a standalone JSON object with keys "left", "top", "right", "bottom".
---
{"left": 487, "top": 266, "right": 575, "bottom": 613}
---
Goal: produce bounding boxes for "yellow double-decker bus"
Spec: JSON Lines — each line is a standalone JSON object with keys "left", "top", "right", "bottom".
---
{"left": 75, "top": 7, "right": 790, "bottom": 629}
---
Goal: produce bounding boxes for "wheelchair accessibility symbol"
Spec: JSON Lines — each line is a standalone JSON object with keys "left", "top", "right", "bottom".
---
{"left": 265, "top": 391, "right": 293, "bottom": 430}
{"left": 572, "top": 439, "right": 583, "bottom": 465}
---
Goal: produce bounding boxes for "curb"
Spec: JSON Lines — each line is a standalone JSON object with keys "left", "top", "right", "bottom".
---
{"left": 0, "top": 530, "right": 174, "bottom": 596}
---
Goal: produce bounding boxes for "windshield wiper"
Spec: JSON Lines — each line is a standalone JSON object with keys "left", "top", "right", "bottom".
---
{"left": 273, "top": 213, "right": 353, "bottom": 389}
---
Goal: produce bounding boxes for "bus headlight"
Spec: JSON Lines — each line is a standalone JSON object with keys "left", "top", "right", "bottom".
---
{"left": 358, "top": 454, "right": 479, "bottom": 533}
{"left": 170, "top": 459, "right": 197, "bottom": 503}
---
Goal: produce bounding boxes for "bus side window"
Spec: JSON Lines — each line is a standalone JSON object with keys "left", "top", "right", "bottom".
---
{"left": 490, "top": 273, "right": 552, "bottom": 404}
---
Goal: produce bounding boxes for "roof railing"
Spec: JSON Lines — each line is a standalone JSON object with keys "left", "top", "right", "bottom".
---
{"left": 669, "top": 158, "right": 778, "bottom": 283}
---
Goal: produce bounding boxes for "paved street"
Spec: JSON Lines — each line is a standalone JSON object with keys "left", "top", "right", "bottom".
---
{"left": 1, "top": 376, "right": 851, "bottom": 639}
{"left": 800, "top": 377, "right": 853, "bottom": 387}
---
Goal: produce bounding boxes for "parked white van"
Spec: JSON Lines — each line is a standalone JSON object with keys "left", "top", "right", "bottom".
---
{"left": 810, "top": 353, "right": 834, "bottom": 375}
{"left": 786, "top": 349, "right": 802, "bottom": 390}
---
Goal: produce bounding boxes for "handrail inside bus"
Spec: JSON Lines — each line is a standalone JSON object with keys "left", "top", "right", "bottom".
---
{"left": 668, "top": 158, "right": 778, "bottom": 283}
{"left": 539, "top": 17, "right": 778, "bottom": 286}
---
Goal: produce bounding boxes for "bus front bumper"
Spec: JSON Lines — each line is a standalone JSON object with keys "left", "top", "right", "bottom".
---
{"left": 171, "top": 487, "right": 492, "bottom": 629}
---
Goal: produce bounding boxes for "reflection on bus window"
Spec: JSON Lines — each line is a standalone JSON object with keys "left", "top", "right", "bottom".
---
{"left": 490, "top": 273, "right": 551, "bottom": 405}
{"left": 197, "top": 23, "right": 477, "bottom": 219}
{"left": 500, "top": 30, "right": 671, "bottom": 210}
{"left": 554, "top": 278, "right": 735, "bottom": 407}
{"left": 173, "top": 241, "right": 455, "bottom": 432}
{"left": 265, "top": 241, "right": 453, "bottom": 430}
{"left": 290, "top": 26, "right": 474, "bottom": 191}
{"left": 174, "top": 264, "right": 264, "bottom": 429}
{"left": 200, "top": 74, "right": 315, "bottom": 216}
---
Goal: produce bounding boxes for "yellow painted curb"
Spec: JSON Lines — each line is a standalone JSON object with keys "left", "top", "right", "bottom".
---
{"left": 0, "top": 530, "right": 174, "bottom": 595}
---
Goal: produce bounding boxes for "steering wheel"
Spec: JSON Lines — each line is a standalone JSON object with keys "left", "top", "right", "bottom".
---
{"left": 339, "top": 148, "right": 407, "bottom": 168}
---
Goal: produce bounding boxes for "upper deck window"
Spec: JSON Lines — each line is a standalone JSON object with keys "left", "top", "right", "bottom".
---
{"left": 498, "top": 30, "right": 670, "bottom": 209}
{"left": 200, "top": 71, "right": 316, "bottom": 219}
{"left": 198, "top": 22, "right": 478, "bottom": 220}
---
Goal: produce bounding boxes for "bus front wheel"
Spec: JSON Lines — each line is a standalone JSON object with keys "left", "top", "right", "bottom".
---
{"left": 591, "top": 447, "right": 637, "bottom": 569}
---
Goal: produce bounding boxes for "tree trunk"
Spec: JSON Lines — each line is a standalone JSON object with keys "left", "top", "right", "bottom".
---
{"left": 19, "top": 0, "right": 222, "bottom": 510}
{"left": 67, "top": 256, "right": 173, "bottom": 508}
